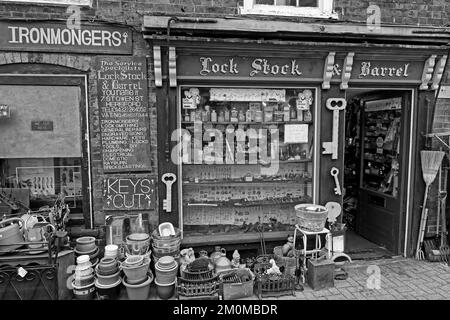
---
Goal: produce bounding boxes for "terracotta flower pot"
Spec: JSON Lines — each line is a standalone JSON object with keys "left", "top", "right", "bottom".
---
{"left": 95, "top": 278, "right": 122, "bottom": 300}
{"left": 120, "top": 257, "right": 150, "bottom": 282}
{"left": 95, "top": 267, "right": 121, "bottom": 286}
{"left": 122, "top": 274, "right": 153, "bottom": 300}
{"left": 76, "top": 236, "right": 96, "bottom": 253}
{"left": 155, "top": 279, "right": 175, "bottom": 300}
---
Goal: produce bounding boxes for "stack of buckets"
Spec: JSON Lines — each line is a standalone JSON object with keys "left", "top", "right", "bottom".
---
{"left": 95, "top": 246, "right": 121, "bottom": 300}
{"left": 72, "top": 255, "right": 96, "bottom": 300}
{"left": 151, "top": 227, "right": 181, "bottom": 264}
{"left": 154, "top": 255, "right": 178, "bottom": 299}
{"left": 121, "top": 255, "right": 153, "bottom": 300}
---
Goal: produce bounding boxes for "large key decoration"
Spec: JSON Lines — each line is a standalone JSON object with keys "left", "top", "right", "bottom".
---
{"left": 322, "top": 98, "right": 346, "bottom": 160}
{"left": 330, "top": 167, "right": 342, "bottom": 196}
{"left": 162, "top": 173, "right": 176, "bottom": 213}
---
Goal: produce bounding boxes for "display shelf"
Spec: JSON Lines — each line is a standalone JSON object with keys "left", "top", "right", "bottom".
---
{"left": 181, "top": 121, "right": 313, "bottom": 125}
{"left": 182, "top": 178, "right": 312, "bottom": 186}
{"left": 182, "top": 159, "right": 312, "bottom": 165}
{"left": 185, "top": 197, "right": 312, "bottom": 208}
{"left": 181, "top": 231, "right": 293, "bottom": 246}
{"left": 180, "top": 86, "right": 315, "bottom": 238}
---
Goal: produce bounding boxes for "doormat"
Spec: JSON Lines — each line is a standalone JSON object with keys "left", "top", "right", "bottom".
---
{"left": 347, "top": 248, "right": 393, "bottom": 261}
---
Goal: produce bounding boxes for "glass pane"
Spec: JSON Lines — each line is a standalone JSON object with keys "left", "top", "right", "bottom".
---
{"left": 0, "top": 157, "right": 83, "bottom": 211}
{"left": 255, "top": 0, "right": 318, "bottom": 7}
{"left": 179, "top": 86, "right": 315, "bottom": 240}
{"left": 0, "top": 85, "right": 82, "bottom": 158}
{"left": 361, "top": 97, "right": 402, "bottom": 197}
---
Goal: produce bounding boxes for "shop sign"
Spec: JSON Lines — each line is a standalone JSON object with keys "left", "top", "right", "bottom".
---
{"left": 352, "top": 60, "right": 423, "bottom": 81}
{"left": 0, "top": 21, "right": 132, "bottom": 54}
{"left": 177, "top": 55, "right": 324, "bottom": 79}
{"left": 103, "top": 176, "right": 156, "bottom": 210}
{"left": 31, "top": 120, "right": 53, "bottom": 131}
{"left": 96, "top": 56, "right": 151, "bottom": 172}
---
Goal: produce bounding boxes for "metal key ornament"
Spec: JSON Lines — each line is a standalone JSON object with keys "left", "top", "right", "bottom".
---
{"left": 162, "top": 173, "right": 176, "bottom": 213}
{"left": 322, "top": 98, "right": 346, "bottom": 160}
{"left": 330, "top": 167, "right": 342, "bottom": 196}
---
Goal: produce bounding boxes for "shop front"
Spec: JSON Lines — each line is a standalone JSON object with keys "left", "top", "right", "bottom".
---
{"left": 144, "top": 16, "right": 449, "bottom": 258}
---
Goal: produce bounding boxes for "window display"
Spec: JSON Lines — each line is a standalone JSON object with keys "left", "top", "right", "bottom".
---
{"left": 0, "top": 158, "right": 83, "bottom": 210}
{"left": 178, "top": 86, "right": 316, "bottom": 241}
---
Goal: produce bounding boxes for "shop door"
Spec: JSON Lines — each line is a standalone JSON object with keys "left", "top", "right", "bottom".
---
{"left": 356, "top": 91, "right": 410, "bottom": 253}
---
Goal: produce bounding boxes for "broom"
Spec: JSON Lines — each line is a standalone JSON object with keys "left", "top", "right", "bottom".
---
{"left": 416, "top": 151, "right": 446, "bottom": 260}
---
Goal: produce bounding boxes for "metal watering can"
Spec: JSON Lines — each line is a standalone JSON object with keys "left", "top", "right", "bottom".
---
{"left": 0, "top": 217, "right": 25, "bottom": 255}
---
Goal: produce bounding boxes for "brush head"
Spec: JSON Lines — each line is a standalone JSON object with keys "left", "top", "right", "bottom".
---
{"left": 421, "top": 150, "right": 446, "bottom": 185}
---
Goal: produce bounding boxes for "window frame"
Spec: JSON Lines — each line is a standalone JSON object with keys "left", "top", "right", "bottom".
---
{"left": 0, "top": 0, "right": 92, "bottom": 7}
{"left": 0, "top": 70, "right": 93, "bottom": 228}
{"left": 240, "top": 0, "right": 338, "bottom": 19}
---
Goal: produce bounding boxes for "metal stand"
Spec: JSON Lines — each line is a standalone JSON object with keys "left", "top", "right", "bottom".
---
{"left": 293, "top": 225, "right": 331, "bottom": 283}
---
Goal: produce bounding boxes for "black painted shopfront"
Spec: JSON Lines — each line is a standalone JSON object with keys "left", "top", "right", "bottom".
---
{"left": 144, "top": 15, "right": 449, "bottom": 257}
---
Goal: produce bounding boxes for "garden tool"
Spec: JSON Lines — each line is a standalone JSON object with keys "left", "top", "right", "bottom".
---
{"left": 439, "top": 165, "right": 449, "bottom": 264}
{"left": 416, "top": 208, "right": 428, "bottom": 260}
{"left": 416, "top": 151, "right": 445, "bottom": 260}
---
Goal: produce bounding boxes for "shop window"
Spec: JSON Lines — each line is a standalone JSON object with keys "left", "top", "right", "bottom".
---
{"left": 240, "top": 0, "right": 337, "bottom": 18}
{"left": 0, "top": 85, "right": 85, "bottom": 213}
{"left": 178, "top": 86, "right": 316, "bottom": 242}
{"left": 0, "top": 0, "right": 92, "bottom": 6}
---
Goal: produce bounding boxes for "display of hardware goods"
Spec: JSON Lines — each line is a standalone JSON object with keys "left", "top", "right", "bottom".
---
{"left": 179, "top": 87, "right": 315, "bottom": 237}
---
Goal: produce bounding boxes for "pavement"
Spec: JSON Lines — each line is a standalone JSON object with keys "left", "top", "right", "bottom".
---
{"left": 266, "top": 257, "right": 450, "bottom": 300}
{"left": 116, "top": 256, "right": 450, "bottom": 300}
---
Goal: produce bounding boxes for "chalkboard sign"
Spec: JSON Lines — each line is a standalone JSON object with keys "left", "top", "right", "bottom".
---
{"left": 103, "top": 176, "right": 156, "bottom": 210}
{"left": 96, "top": 56, "right": 152, "bottom": 172}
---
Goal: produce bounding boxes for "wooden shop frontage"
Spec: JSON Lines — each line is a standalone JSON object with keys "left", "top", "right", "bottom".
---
{"left": 143, "top": 16, "right": 450, "bottom": 260}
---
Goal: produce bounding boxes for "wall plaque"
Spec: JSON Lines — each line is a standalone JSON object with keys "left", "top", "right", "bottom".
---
{"left": 31, "top": 120, "right": 53, "bottom": 131}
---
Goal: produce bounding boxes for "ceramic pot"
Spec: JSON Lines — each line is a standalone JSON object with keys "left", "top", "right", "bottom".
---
{"left": 214, "top": 255, "right": 232, "bottom": 274}
{"left": 99, "top": 256, "right": 117, "bottom": 267}
{"left": 95, "top": 267, "right": 121, "bottom": 286}
{"left": 76, "top": 236, "right": 96, "bottom": 253}
{"left": 120, "top": 257, "right": 150, "bottom": 282}
{"left": 155, "top": 279, "right": 175, "bottom": 300}
{"left": 104, "top": 244, "right": 118, "bottom": 259}
{"left": 125, "top": 233, "right": 150, "bottom": 256}
{"left": 210, "top": 246, "right": 226, "bottom": 265}
{"left": 95, "top": 278, "right": 122, "bottom": 300}
{"left": 154, "top": 262, "right": 178, "bottom": 285}
{"left": 124, "top": 255, "right": 143, "bottom": 267}
{"left": 72, "top": 280, "right": 95, "bottom": 300}
{"left": 76, "top": 255, "right": 92, "bottom": 269}
{"left": 122, "top": 274, "right": 153, "bottom": 300}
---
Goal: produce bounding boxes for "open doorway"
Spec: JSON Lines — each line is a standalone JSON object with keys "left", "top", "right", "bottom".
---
{"left": 343, "top": 89, "right": 412, "bottom": 260}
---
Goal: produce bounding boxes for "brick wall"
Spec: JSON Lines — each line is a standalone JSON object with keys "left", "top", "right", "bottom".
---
{"left": 334, "top": 0, "right": 449, "bottom": 26}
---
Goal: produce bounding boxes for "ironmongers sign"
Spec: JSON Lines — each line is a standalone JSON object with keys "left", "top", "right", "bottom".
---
{"left": 0, "top": 21, "right": 132, "bottom": 54}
